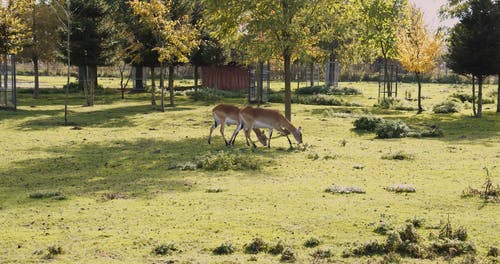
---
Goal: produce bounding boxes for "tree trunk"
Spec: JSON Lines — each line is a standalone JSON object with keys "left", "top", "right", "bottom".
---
{"left": 497, "top": 73, "right": 499, "bottom": 113}
{"left": 309, "top": 62, "right": 314, "bottom": 87}
{"left": 168, "top": 65, "right": 175, "bottom": 107}
{"left": 472, "top": 75, "right": 476, "bottom": 116}
{"left": 477, "top": 76, "right": 483, "bottom": 118}
{"left": 120, "top": 65, "right": 124, "bottom": 99}
{"left": 64, "top": 0, "right": 70, "bottom": 126}
{"left": 160, "top": 64, "right": 165, "bottom": 112}
{"left": 384, "top": 56, "right": 391, "bottom": 97}
{"left": 416, "top": 72, "right": 422, "bottom": 114}
{"left": 283, "top": 49, "right": 292, "bottom": 121}
{"left": 194, "top": 65, "right": 199, "bottom": 99}
{"left": 151, "top": 67, "right": 156, "bottom": 107}
{"left": 32, "top": 56, "right": 39, "bottom": 99}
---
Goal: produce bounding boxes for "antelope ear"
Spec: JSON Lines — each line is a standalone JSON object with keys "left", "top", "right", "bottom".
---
{"left": 297, "top": 127, "right": 302, "bottom": 133}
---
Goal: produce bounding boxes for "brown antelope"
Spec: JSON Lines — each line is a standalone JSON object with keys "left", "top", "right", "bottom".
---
{"left": 229, "top": 106, "right": 302, "bottom": 148}
{"left": 208, "top": 104, "right": 267, "bottom": 146}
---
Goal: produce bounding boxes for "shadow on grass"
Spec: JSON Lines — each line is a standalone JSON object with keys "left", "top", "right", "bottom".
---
{"left": 13, "top": 104, "right": 195, "bottom": 130}
{"left": 0, "top": 137, "right": 286, "bottom": 206}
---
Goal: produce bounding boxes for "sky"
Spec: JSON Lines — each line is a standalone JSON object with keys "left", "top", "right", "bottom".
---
{"left": 409, "top": 0, "right": 459, "bottom": 32}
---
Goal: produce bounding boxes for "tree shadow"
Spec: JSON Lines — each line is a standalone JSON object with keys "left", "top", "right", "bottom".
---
{"left": 14, "top": 104, "right": 195, "bottom": 130}
{"left": 0, "top": 137, "right": 286, "bottom": 207}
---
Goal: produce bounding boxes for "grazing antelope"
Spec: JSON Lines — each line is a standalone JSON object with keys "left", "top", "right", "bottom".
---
{"left": 208, "top": 104, "right": 267, "bottom": 146}
{"left": 230, "top": 106, "right": 302, "bottom": 148}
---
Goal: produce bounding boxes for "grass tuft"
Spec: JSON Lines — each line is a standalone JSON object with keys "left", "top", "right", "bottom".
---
{"left": 152, "top": 243, "right": 177, "bottom": 256}
{"left": 311, "top": 248, "right": 333, "bottom": 259}
{"left": 384, "top": 184, "right": 416, "bottom": 193}
{"left": 325, "top": 185, "right": 365, "bottom": 194}
{"left": 303, "top": 237, "right": 321, "bottom": 248}
{"left": 268, "top": 240, "right": 286, "bottom": 255}
{"left": 29, "top": 191, "right": 66, "bottom": 200}
{"left": 381, "top": 151, "right": 414, "bottom": 160}
{"left": 244, "top": 238, "right": 268, "bottom": 254}
{"left": 280, "top": 247, "right": 297, "bottom": 262}
{"left": 212, "top": 242, "right": 235, "bottom": 255}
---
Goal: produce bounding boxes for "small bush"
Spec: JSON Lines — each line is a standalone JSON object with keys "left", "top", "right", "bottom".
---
{"left": 450, "top": 93, "right": 495, "bottom": 104}
{"left": 351, "top": 240, "right": 388, "bottom": 256}
{"left": 295, "top": 85, "right": 329, "bottom": 95}
{"left": 44, "top": 245, "right": 63, "bottom": 259}
{"left": 325, "top": 185, "right": 365, "bottom": 194}
{"left": 420, "top": 126, "right": 444, "bottom": 137}
{"left": 330, "top": 87, "right": 362, "bottom": 95}
{"left": 197, "top": 151, "right": 260, "bottom": 171}
{"left": 280, "top": 247, "right": 296, "bottom": 262}
{"left": 29, "top": 191, "right": 66, "bottom": 200}
{"left": 405, "top": 217, "right": 425, "bottom": 228}
{"left": 304, "top": 237, "right": 321, "bottom": 248}
{"left": 384, "top": 184, "right": 416, "bottom": 193}
{"left": 375, "top": 120, "right": 410, "bottom": 139}
{"left": 433, "top": 100, "right": 462, "bottom": 113}
{"left": 487, "top": 246, "right": 498, "bottom": 257}
{"left": 300, "top": 94, "right": 345, "bottom": 106}
{"left": 374, "top": 222, "right": 394, "bottom": 235}
{"left": 268, "top": 240, "right": 286, "bottom": 255}
{"left": 153, "top": 243, "right": 177, "bottom": 256}
{"left": 206, "top": 188, "right": 224, "bottom": 193}
{"left": 382, "top": 151, "right": 414, "bottom": 160}
{"left": 353, "top": 116, "right": 384, "bottom": 131}
{"left": 429, "top": 239, "right": 476, "bottom": 257}
{"left": 381, "top": 252, "right": 402, "bottom": 264}
{"left": 311, "top": 248, "right": 333, "bottom": 259}
{"left": 213, "top": 242, "right": 235, "bottom": 255}
{"left": 378, "top": 98, "right": 418, "bottom": 111}
{"left": 244, "top": 238, "right": 268, "bottom": 254}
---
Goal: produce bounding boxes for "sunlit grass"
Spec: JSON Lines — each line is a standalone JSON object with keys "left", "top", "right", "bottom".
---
{"left": 0, "top": 82, "right": 498, "bottom": 263}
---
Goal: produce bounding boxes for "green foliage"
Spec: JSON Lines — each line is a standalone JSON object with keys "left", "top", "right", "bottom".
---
{"left": 353, "top": 116, "right": 384, "bottom": 131}
{"left": 381, "top": 151, "right": 414, "bottom": 160}
{"left": 487, "top": 246, "right": 499, "bottom": 257}
{"left": 450, "top": 93, "right": 495, "bottom": 104}
{"left": 44, "top": 245, "right": 63, "bottom": 259}
{"left": 378, "top": 98, "right": 418, "bottom": 111}
{"left": 433, "top": 99, "right": 462, "bottom": 113}
{"left": 303, "top": 237, "right": 321, "bottom": 248}
{"left": 311, "top": 248, "right": 333, "bottom": 259}
{"left": 213, "top": 242, "right": 235, "bottom": 255}
{"left": 244, "top": 238, "right": 268, "bottom": 254}
{"left": 268, "top": 240, "right": 286, "bottom": 255}
{"left": 280, "top": 247, "right": 296, "bottom": 263}
{"left": 295, "top": 86, "right": 329, "bottom": 95}
{"left": 29, "top": 191, "right": 66, "bottom": 200}
{"left": 325, "top": 185, "right": 365, "bottom": 194}
{"left": 196, "top": 151, "right": 260, "bottom": 171}
{"left": 374, "top": 222, "right": 394, "bottom": 235}
{"left": 384, "top": 184, "right": 416, "bottom": 193}
{"left": 152, "top": 243, "right": 177, "bottom": 255}
{"left": 375, "top": 120, "right": 411, "bottom": 138}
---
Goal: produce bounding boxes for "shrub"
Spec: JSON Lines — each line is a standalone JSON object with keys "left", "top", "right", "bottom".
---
{"left": 384, "top": 184, "right": 416, "bottom": 193}
{"left": 330, "top": 87, "right": 362, "bottom": 95}
{"left": 44, "top": 245, "right": 63, "bottom": 259}
{"left": 487, "top": 246, "right": 498, "bottom": 257}
{"left": 213, "top": 242, "right": 235, "bottom": 255}
{"left": 351, "top": 240, "right": 387, "bottom": 256}
{"left": 304, "top": 237, "right": 321, "bottom": 248}
{"left": 325, "top": 185, "right": 365, "bottom": 194}
{"left": 153, "top": 243, "right": 177, "bottom": 255}
{"left": 381, "top": 151, "right": 414, "bottom": 160}
{"left": 374, "top": 222, "right": 394, "bottom": 235}
{"left": 433, "top": 100, "right": 462, "bottom": 113}
{"left": 295, "top": 85, "right": 329, "bottom": 95}
{"left": 29, "top": 191, "right": 66, "bottom": 200}
{"left": 405, "top": 217, "right": 425, "bottom": 228}
{"left": 450, "top": 93, "right": 495, "bottom": 104}
{"left": 268, "top": 240, "right": 286, "bottom": 255}
{"left": 244, "top": 238, "right": 268, "bottom": 254}
{"left": 429, "top": 239, "right": 476, "bottom": 257}
{"left": 197, "top": 151, "right": 260, "bottom": 171}
{"left": 378, "top": 98, "right": 418, "bottom": 111}
{"left": 311, "top": 248, "right": 333, "bottom": 259}
{"left": 353, "top": 116, "right": 384, "bottom": 131}
{"left": 280, "top": 247, "right": 297, "bottom": 262}
{"left": 299, "top": 94, "right": 345, "bottom": 106}
{"left": 375, "top": 120, "right": 410, "bottom": 139}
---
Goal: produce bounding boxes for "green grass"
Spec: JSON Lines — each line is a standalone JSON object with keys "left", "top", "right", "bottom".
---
{"left": 0, "top": 81, "right": 499, "bottom": 263}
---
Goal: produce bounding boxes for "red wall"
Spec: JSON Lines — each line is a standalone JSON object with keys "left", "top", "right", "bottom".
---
{"left": 201, "top": 66, "right": 249, "bottom": 91}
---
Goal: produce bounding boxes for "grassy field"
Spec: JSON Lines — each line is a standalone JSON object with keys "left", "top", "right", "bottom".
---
{"left": 0, "top": 81, "right": 499, "bottom": 263}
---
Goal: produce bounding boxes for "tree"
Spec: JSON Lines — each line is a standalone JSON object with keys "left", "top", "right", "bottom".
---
{"left": 361, "top": 0, "right": 407, "bottom": 97}
{"left": 206, "top": 0, "right": 324, "bottom": 121}
{"left": 397, "top": 4, "right": 442, "bottom": 113}
{"left": 59, "top": 0, "right": 112, "bottom": 107}
{"left": 19, "top": 1, "right": 59, "bottom": 99}
{"left": 129, "top": 0, "right": 198, "bottom": 111}
{"left": 0, "top": 0, "right": 30, "bottom": 55}
{"left": 446, "top": 0, "right": 499, "bottom": 117}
